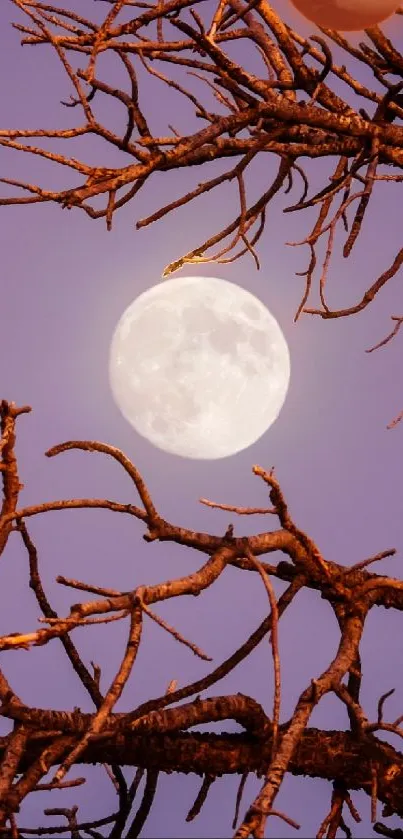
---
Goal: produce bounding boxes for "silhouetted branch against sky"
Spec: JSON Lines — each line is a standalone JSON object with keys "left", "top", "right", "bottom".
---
{"left": 1, "top": 2, "right": 403, "bottom": 837}
{"left": 2, "top": 0, "right": 403, "bottom": 328}
{"left": 0, "top": 399, "right": 403, "bottom": 837}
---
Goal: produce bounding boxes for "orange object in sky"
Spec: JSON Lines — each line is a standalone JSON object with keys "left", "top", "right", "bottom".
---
{"left": 288, "top": 0, "right": 400, "bottom": 30}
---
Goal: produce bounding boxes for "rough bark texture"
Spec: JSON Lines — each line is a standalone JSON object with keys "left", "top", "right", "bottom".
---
{"left": 0, "top": 400, "right": 401, "bottom": 837}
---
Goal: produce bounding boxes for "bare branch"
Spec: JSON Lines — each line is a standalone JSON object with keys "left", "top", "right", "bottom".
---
{"left": 4, "top": 0, "right": 403, "bottom": 330}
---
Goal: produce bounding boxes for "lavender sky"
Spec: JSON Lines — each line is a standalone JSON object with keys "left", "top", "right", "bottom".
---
{"left": 1, "top": 2, "right": 403, "bottom": 837}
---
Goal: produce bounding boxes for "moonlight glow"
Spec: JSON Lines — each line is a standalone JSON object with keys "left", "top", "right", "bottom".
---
{"left": 109, "top": 276, "right": 290, "bottom": 459}
{"left": 288, "top": 0, "right": 399, "bottom": 30}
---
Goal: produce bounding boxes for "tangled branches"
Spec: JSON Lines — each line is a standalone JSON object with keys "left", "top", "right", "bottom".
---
{"left": 0, "top": 399, "right": 402, "bottom": 837}
{"left": 1, "top": 1, "right": 403, "bottom": 325}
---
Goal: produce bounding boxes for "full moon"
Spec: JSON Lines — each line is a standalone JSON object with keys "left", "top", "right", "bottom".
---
{"left": 288, "top": 0, "right": 399, "bottom": 30}
{"left": 109, "top": 276, "right": 290, "bottom": 459}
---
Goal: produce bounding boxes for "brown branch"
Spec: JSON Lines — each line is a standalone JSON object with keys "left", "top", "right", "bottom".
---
{"left": 0, "top": 726, "right": 402, "bottom": 815}
{"left": 241, "top": 542, "right": 281, "bottom": 757}
{"left": 125, "top": 767, "right": 159, "bottom": 837}
{"left": 3, "top": 4, "right": 403, "bottom": 831}
{"left": 52, "top": 602, "right": 143, "bottom": 782}
{"left": 0, "top": 402, "right": 31, "bottom": 558}
{"left": 139, "top": 599, "right": 212, "bottom": 661}
{"left": 235, "top": 612, "right": 365, "bottom": 838}
{"left": 366, "top": 316, "right": 403, "bottom": 353}
{"left": 186, "top": 774, "right": 216, "bottom": 821}
{"left": 2, "top": 0, "right": 403, "bottom": 334}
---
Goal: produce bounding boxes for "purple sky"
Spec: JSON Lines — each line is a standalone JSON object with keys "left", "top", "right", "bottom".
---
{"left": 1, "top": 2, "right": 403, "bottom": 836}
